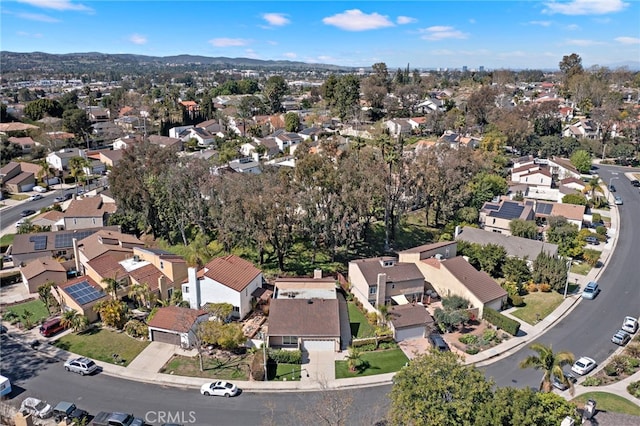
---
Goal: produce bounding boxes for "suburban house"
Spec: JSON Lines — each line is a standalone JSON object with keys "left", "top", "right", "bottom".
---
{"left": 46, "top": 148, "right": 86, "bottom": 171}
{"left": 126, "top": 247, "right": 187, "bottom": 302}
{"left": 31, "top": 210, "right": 66, "bottom": 232}
{"left": 147, "top": 306, "right": 209, "bottom": 348}
{"left": 384, "top": 118, "right": 412, "bottom": 137}
{"left": 86, "top": 106, "right": 110, "bottom": 122}
{"left": 63, "top": 197, "right": 117, "bottom": 231}
{"left": 348, "top": 256, "right": 427, "bottom": 312}
{"left": 455, "top": 226, "right": 559, "bottom": 265}
{"left": 55, "top": 276, "right": 107, "bottom": 322}
{"left": 511, "top": 165, "right": 553, "bottom": 187}
{"left": 0, "top": 161, "right": 38, "bottom": 193}
{"left": 75, "top": 229, "right": 143, "bottom": 276}
{"left": 228, "top": 157, "right": 261, "bottom": 174}
{"left": 20, "top": 257, "right": 68, "bottom": 293}
{"left": 479, "top": 199, "right": 535, "bottom": 235}
{"left": 267, "top": 270, "right": 343, "bottom": 352}
{"left": 98, "top": 149, "right": 124, "bottom": 168}
{"left": 534, "top": 201, "right": 585, "bottom": 229}
{"left": 274, "top": 132, "right": 304, "bottom": 154}
{"left": 562, "top": 118, "right": 599, "bottom": 140}
{"left": 181, "top": 127, "right": 215, "bottom": 147}
{"left": 387, "top": 304, "right": 435, "bottom": 342}
{"left": 182, "top": 255, "right": 263, "bottom": 319}
{"left": 8, "top": 136, "right": 38, "bottom": 154}
{"left": 112, "top": 134, "right": 143, "bottom": 150}
{"left": 546, "top": 157, "right": 582, "bottom": 180}
{"left": 148, "top": 135, "right": 183, "bottom": 151}
{"left": 252, "top": 137, "right": 280, "bottom": 159}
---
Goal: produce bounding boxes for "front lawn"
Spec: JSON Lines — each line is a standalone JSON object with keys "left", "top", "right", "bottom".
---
{"left": 5, "top": 300, "right": 50, "bottom": 328}
{"left": 335, "top": 348, "right": 408, "bottom": 378}
{"left": 53, "top": 327, "right": 149, "bottom": 366}
{"left": 510, "top": 291, "right": 564, "bottom": 325}
{"left": 161, "top": 354, "right": 250, "bottom": 380}
{"left": 348, "top": 302, "right": 375, "bottom": 339}
{"left": 571, "top": 262, "right": 592, "bottom": 276}
{"left": 267, "top": 363, "right": 303, "bottom": 381}
{"left": 571, "top": 392, "right": 640, "bottom": 416}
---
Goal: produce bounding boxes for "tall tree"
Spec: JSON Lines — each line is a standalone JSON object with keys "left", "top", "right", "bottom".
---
{"left": 559, "top": 53, "right": 583, "bottom": 85}
{"left": 519, "top": 343, "right": 575, "bottom": 394}
{"left": 263, "top": 75, "right": 288, "bottom": 114}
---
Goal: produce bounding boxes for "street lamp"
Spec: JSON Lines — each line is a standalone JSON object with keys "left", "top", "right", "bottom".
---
{"left": 563, "top": 257, "right": 572, "bottom": 299}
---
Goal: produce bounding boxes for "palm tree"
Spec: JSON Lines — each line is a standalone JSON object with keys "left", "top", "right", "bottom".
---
{"left": 585, "top": 176, "right": 601, "bottom": 202}
{"left": 519, "top": 343, "right": 575, "bottom": 394}
{"left": 68, "top": 156, "right": 90, "bottom": 192}
{"left": 102, "top": 277, "right": 122, "bottom": 299}
{"left": 60, "top": 310, "right": 88, "bottom": 332}
{"left": 128, "top": 282, "right": 151, "bottom": 309}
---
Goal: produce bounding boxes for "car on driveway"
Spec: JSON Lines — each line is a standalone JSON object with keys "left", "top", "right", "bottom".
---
{"left": 552, "top": 371, "right": 577, "bottom": 391}
{"left": 20, "top": 397, "right": 53, "bottom": 418}
{"left": 572, "top": 356, "right": 597, "bottom": 375}
{"left": 614, "top": 196, "right": 623, "bottom": 205}
{"left": 27, "top": 194, "right": 43, "bottom": 201}
{"left": 581, "top": 282, "right": 600, "bottom": 300}
{"left": 64, "top": 356, "right": 98, "bottom": 375}
{"left": 200, "top": 381, "right": 240, "bottom": 397}
{"left": 612, "top": 330, "right": 631, "bottom": 346}
{"left": 428, "top": 333, "right": 450, "bottom": 351}
{"left": 622, "top": 316, "right": 639, "bottom": 334}
{"left": 20, "top": 209, "right": 36, "bottom": 217}
{"left": 584, "top": 236, "right": 599, "bottom": 245}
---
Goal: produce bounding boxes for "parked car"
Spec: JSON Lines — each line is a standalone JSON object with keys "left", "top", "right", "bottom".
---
{"left": 20, "top": 209, "right": 36, "bottom": 217}
{"left": 64, "top": 356, "right": 98, "bottom": 375}
{"left": 39, "top": 317, "right": 65, "bottom": 337}
{"left": 33, "top": 186, "right": 47, "bottom": 193}
{"left": 27, "top": 194, "right": 43, "bottom": 201}
{"left": 20, "top": 397, "right": 53, "bottom": 418}
{"left": 581, "top": 282, "right": 600, "bottom": 300}
{"left": 551, "top": 371, "right": 577, "bottom": 391}
{"left": 428, "top": 333, "right": 450, "bottom": 351}
{"left": 93, "top": 411, "right": 144, "bottom": 426}
{"left": 622, "top": 316, "right": 639, "bottom": 334}
{"left": 571, "top": 356, "right": 597, "bottom": 375}
{"left": 54, "top": 193, "right": 73, "bottom": 203}
{"left": 612, "top": 330, "right": 631, "bottom": 346}
{"left": 584, "top": 236, "right": 599, "bottom": 245}
{"left": 609, "top": 184, "right": 616, "bottom": 192}
{"left": 200, "top": 381, "right": 240, "bottom": 397}
{"left": 614, "top": 196, "right": 623, "bottom": 205}
{"left": 631, "top": 179, "right": 640, "bottom": 187}
{"left": 52, "top": 401, "right": 89, "bottom": 424}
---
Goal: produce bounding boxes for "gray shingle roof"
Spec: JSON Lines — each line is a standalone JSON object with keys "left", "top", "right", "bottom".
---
{"left": 455, "top": 226, "right": 558, "bottom": 260}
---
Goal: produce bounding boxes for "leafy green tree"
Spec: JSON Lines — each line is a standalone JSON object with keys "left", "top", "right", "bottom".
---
{"left": 570, "top": 149, "right": 592, "bottom": 173}
{"left": 284, "top": 112, "right": 301, "bottom": 132}
{"left": 477, "top": 244, "right": 507, "bottom": 277}
{"left": 24, "top": 98, "right": 63, "bottom": 121}
{"left": 263, "top": 75, "right": 288, "bottom": 113}
{"left": 389, "top": 351, "right": 494, "bottom": 425}
{"left": 62, "top": 108, "right": 92, "bottom": 140}
{"left": 61, "top": 310, "right": 89, "bottom": 332}
{"left": 532, "top": 252, "right": 569, "bottom": 292}
{"left": 546, "top": 216, "right": 581, "bottom": 257}
{"left": 334, "top": 74, "right": 361, "bottom": 122}
{"left": 509, "top": 219, "right": 539, "bottom": 240}
{"left": 93, "top": 299, "right": 128, "bottom": 329}
{"left": 562, "top": 193, "right": 588, "bottom": 206}
{"left": 502, "top": 257, "right": 531, "bottom": 286}
{"left": 68, "top": 156, "right": 91, "bottom": 190}
{"left": 519, "top": 343, "right": 575, "bottom": 394}
{"left": 37, "top": 281, "right": 56, "bottom": 315}
{"left": 434, "top": 296, "right": 471, "bottom": 332}
{"left": 582, "top": 248, "right": 601, "bottom": 267}
{"left": 468, "top": 172, "right": 508, "bottom": 209}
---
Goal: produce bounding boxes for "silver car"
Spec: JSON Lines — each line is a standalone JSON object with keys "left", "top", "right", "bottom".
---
{"left": 612, "top": 330, "right": 631, "bottom": 346}
{"left": 64, "top": 357, "right": 98, "bottom": 375}
{"left": 622, "top": 316, "right": 639, "bottom": 334}
{"left": 20, "top": 397, "right": 53, "bottom": 418}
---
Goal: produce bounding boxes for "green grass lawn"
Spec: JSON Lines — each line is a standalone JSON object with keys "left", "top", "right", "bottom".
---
{"left": 268, "top": 363, "right": 303, "bottom": 381}
{"left": 571, "top": 262, "right": 592, "bottom": 276}
{"left": 6, "top": 300, "right": 50, "bottom": 328}
{"left": 335, "top": 348, "right": 408, "bottom": 379}
{"left": 0, "top": 233, "right": 15, "bottom": 247}
{"left": 571, "top": 392, "right": 640, "bottom": 416}
{"left": 348, "top": 302, "right": 375, "bottom": 338}
{"left": 510, "top": 291, "right": 564, "bottom": 325}
{"left": 53, "top": 327, "right": 149, "bottom": 366}
{"left": 161, "top": 354, "right": 249, "bottom": 380}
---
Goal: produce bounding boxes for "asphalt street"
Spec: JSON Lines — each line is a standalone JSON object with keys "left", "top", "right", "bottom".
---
{"left": 1, "top": 187, "right": 75, "bottom": 229}
{"left": 483, "top": 164, "right": 640, "bottom": 389}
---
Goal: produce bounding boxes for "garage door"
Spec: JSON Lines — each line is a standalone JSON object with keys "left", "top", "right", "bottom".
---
{"left": 151, "top": 329, "right": 180, "bottom": 345}
{"left": 302, "top": 339, "right": 336, "bottom": 351}
{"left": 395, "top": 326, "right": 425, "bottom": 342}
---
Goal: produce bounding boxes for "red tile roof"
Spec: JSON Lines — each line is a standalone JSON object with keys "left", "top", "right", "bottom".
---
{"left": 147, "top": 306, "right": 207, "bottom": 333}
{"left": 199, "top": 255, "right": 261, "bottom": 292}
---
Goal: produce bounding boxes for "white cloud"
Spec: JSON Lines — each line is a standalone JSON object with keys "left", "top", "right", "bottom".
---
{"left": 17, "top": 12, "right": 59, "bottom": 22}
{"left": 283, "top": 52, "right": 297, "bottom": 58}
{"left": 528, "top": 20, "right": 552, "bottom": 26}
{"left": 615, "top": 36, "right": 640, "bottom": 45}
{"left": 543, "top": 0, "right": 628, "bottom": 15}
{"left": 17, "top": 31, "right": 43, "bottom": 38}
{"left": 209, "top": 38, "right": 248, "bottom": 47}
{"left": 322, "top": 9, "right": 394, "bottom": 31}
{"left": 129, "top": 34, "right": 147, "bottom": 45}
{"left": 396, "top": 16, "right": 416, "bottom": 25}
{"left": 420, "top": 26, "right": 468, "bottom": 41}
{"left": 244, "top": 49, "right": 260, "bottom": 59}
{"left": 565, "top": 38, "right": 606, "bottom": 46}
{"left": 262, "top": 13, "right": 290, "bottom": 26}
{"left": 17, "top": 0, "right": 93, "bottom": 12}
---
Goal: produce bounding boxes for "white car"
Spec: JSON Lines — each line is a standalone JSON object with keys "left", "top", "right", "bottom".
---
{"left": 20, "top": 397, "right": 53, "bottom": 418}
{"left": 33, "top": 186, "right": 47, "bottom": 193}
{"left": 571, "top": 356, "right": 597, "bottom": 375}
{"left": 622, "top": 316, "right": 639, "bottom": 334}
{"left": 200, "top": 381, "right": 240, "bottom": 397}
{"left": 27, "top": 194, "right": 43, "bottom": 201}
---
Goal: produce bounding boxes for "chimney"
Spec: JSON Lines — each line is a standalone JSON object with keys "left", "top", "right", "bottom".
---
{"left": 376, "top": 273, "right": 387, "bottom": 308}
{"left": 72, "top": 237, "right": 80, "bottom": 273}
{"left": 187, "top": 267, "right": 200, "bottom": 309}
{"left": 313, "top": 269, "right": 323, "bottom": 279}
{"left": 158, "top": 275, "right": 168, "bottom": 301}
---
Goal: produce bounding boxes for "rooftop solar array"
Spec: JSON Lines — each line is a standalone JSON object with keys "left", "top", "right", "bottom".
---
{"left": 490, "top": 201, "right": 525, "bottom": 220}
{"left": 29, "top": 235, "right": 48, "bottom": 250}
{"left": 484, "top": 204, "right": 500, "bottom": 211}
{"left": 65, "top": 280, "right": 106, "bottom": 305}
{"left": 54, "top": 230, "right": 96, "bottom": 249}
{"left": 535, "top": 203, "right": 553, "bottom": 215}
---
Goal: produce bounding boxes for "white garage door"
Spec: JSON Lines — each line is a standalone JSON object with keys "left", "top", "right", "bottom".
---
{"left": 302, "top": 339, "right": 335, "bottom": 351}
{"left": 395, "top": 326, "right": 425, "bottom": 342}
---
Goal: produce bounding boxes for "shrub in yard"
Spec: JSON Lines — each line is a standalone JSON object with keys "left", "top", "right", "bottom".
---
{"left": 604, "top": 364, "right": 618, "bottom": 376}
{"left": 625, "top": 342, "right": 640, "bottom": 358}
{"left": 509, "top": 294, "right": 524, "bottom": 307}
{"left": 353, "top": 343, "right": 376, "bottom": 352}
{"left": 526, "top": 282, "right": 539, "bottom": 293}
{"left": 595, "top": 226, "right": 607, "bottom": 236}
{"left": 465, "top": 346, "right": 480, "bottom": 355}
{"left": 2, "top": 311, "right": 19, "bottom": 324}
{"left": 124, "top": 319, "right": 148, "bottom": 339}
{"left": 591, "top": 213, "right": 602, "bottom": 223}
{"left": 366, "top": 311, "right": 378, "bottom": 325}
{"left": 251, "top": 350, "right": 265, "bottom": 381}
{"left": 582, "top": 376, "right": 602, "bottom": 387}
{"left": 378, "top": 341, "right": 398, "bottom": 350}
{"left": 482, "top": 329, "right": 497, "bottom": 342}
{"left": 267, "top": 348, "right": 302, "bottom": 364}
{"left": 538, "top": 283, "right": 552, "bottom": 292}
{"left": 483, "top": 308, "right": 520, "bottom": 336}
{"left": 459, "top": 334, "right": 478, "bottom": 345}
{"left": 628, "top": 381, "right": 640, "bottom": 398}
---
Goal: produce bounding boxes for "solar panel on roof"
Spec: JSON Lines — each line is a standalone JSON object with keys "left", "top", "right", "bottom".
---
{"left": 54, "top": 230, "right": 96, "bottom": 249}
{"left": 65, "top": 280, "right": 105, "bottom": 305}
{"left": 29, "top": 235, "right": 48, "bottom": 250}
{"left": 535, "top": 203, "right": 553, "bottom": 215}
{"left": 491, "top": 202, "right": 524, "bottom": 220}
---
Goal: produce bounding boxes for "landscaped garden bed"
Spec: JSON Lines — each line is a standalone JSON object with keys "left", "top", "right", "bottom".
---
{"left": 161, "top": 352, "right": 250, "bottom": 380}
{"left": 335, "top": 348, "right": 408, "bottom": 378}
{"left": 447, "top": 320, "right": 511, "bottom": 355}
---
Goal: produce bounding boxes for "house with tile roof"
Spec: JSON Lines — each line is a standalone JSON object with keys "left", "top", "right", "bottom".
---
{"left": 46, "top": 148, "right": 86, "bottom": 171}
{"left": 8, "top": 136, "right": 38, "bottom": 154}
{"left": 63, "top": 197, "right": 117, "bottom": 231}
{"left": 182, "top": 255, "right": 264, "bottom": 319}
{"left": 76, "top": 229, "right": 143, "bottom": 273}
{"left": 387, "top": 303, "right": 435, "bottom": 342}
{"left": 479, "top": 199, "right": 535, "bottom": 235}
{"left": 147, "top": 306, "right": 209, "bottom": 347}
{"left": 20, "top": 257, "right": 68, "bottom": 293}
{"left": 55, "top": 276, "right": 108, "bottom": 322}
{"left": 0, "top": 161, "right": 40, "bottom": 193}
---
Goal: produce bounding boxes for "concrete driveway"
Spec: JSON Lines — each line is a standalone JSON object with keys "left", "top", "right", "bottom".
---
{"left": 127, "top": 341, "right": 181, "bottom": 373}
{"left": 398, "top": 337, "right": 432, "bottom": 360}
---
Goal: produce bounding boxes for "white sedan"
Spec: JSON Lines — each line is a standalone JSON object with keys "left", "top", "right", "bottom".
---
{"left": 200, "top": 381, "right": 240, "bottom": 398}
{"left": 20, "top": 397, "right": 53, "bottom": 418}
{"left": 571, "top": 356, "right": 597, "bottom": 375}
{"left": 27, "top": 194, "right": 43, "bottom": 201}
{"left": 622, "top": 316, "right": 638, "bottom": 334}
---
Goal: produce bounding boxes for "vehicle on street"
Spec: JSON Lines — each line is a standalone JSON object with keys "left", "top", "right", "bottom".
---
{"left": 571, "top": 356, "right": 597, "bottom": 375}
{"left": 20, "top": 397, "right": 53, "bottom": 418}
{"left": 52, "top": 401, "right": 89, "bottom": 424}
{"left": 631, "top": 179, "right": 640, "bottom": 187}
{"left": 92, "top": 411, "right": 145, "bottom": 426}
{"left": 581, "top": 282, "right": 600, "bottom": 300}
{"left": 584, "top": 236, "right": 599, "bottom": 245}
{"left": 622, "top": 316, "right": 639, "bottom": 334}
{"left": 551, "top": 371, "right": 576, "bottom": 391}
{"left": 64, "top": 356, "right": 98, "bottom": 375}
{"left": 54, "top": 193, "right": 73, "bottom": 203}
{"left": 611, "top": 330, "right": 631, "bottom": 346}
{"left": 20, "top": 209, "right": 36, "bottom": 217}
{"left": 33, "top": 186, "right": 47, "bottom": 193}
{"left": 200, "top": 380, "right": 240, "bottom": 397}
{"left": 428, "top": 333, "right": 450, "bottom": 351}
{"left": 614, "top": 196, "right": 623, "bottom": 205}
{"left": 609, "top": 184, "right": 616, "bottom": 192}
{"left": 39, "top": 317, "right": 65, "bottom": 337}
{"left": 27, "top": 194, "right": 43, "bottom": 201}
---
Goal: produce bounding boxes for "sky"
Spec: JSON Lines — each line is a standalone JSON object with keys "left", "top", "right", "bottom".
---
{"left": 1, "top": 0, "right": 639, "bottom": 70}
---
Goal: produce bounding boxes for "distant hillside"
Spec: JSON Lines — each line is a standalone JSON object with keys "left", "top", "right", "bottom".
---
{"left": 0, "top": 51, "right": 352, "bottom": 74}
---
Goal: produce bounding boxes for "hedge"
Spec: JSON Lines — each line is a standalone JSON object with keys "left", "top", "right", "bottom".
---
{"left": 351, "top": 335, "right": 394, "bottom": 348}
{"left": 483, "top": 308, "right": 520, "bottom": 336}
{"left": 267, "top": 348, "right": 302, "bottom": 364}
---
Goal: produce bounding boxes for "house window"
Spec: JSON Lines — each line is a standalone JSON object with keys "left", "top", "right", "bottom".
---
{"left": 184, "top": 286, "right": 189, "bottom": 294}
{"left": 92, "top": 218, "right": 96, "bottom": 225}
{"left": 233, "top": 306, "right": 240, "bottom": 313}
{"left": 369, "top": 286, "right": 377, "bottom": 295}
{"left": 391, "top": 284, "right": 395, "bottom": 289}
{"left": 74, "top": 218, "right": 77, "bottom": 225}
{"left": 160, "top": 261, "right": 164, "bottom": 270}
{"left": 282, "top": 336, "right": 297, "bottom": 345}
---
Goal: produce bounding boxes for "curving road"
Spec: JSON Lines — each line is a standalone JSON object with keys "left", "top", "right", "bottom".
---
{"left": 483, "top": 164, "right": 640, "bottom": 389}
